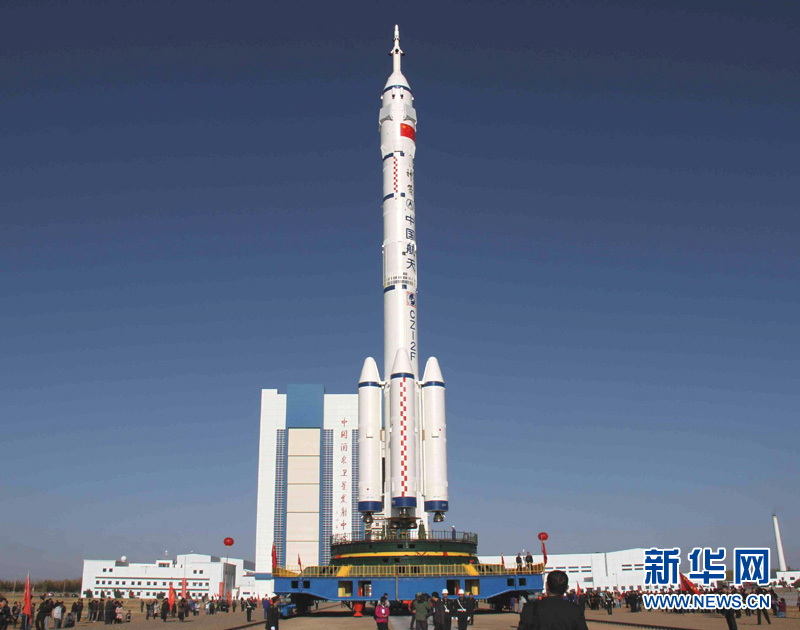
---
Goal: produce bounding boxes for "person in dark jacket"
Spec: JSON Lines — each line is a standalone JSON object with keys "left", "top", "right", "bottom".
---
{"left": 451, "top": 591, "right": 471, "bottom": 630}
{"left": 430, "top": 592, "right": 447, "bottom": 630}
{"left": 264, "top": 596, "right": 280, "bottom": 630}
{"left": 160, "top": 600, "right": 169, "bottom": 622}
{"left": 519, "top": 571, "right": 589, "bottom": 630}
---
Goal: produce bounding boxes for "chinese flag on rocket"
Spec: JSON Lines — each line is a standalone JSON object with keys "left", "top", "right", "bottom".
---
{"left": 400, "top": 123, "right": 415, "bottom": 142}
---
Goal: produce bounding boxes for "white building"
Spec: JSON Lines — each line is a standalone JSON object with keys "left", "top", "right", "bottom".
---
{"left": 481, "top": 548, "right": 649, "bottom": 591}
{"left": 81, "top": 554, "right": 253, "bottom": 600}
{"left": 254, "top": 385, "right": 360, "bottom": 597}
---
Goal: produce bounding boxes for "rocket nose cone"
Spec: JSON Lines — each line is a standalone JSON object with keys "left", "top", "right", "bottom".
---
{"left": 422, "top": 357, "right": 444, "bottom": 384}
{"left": 390, "top": 348, "right": 413, "bottom": 375}
{"left": 359, "top": 357, "right": 381, "bottom": 383}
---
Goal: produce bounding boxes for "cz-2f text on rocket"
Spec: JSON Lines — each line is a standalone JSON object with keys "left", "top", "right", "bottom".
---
{"left": 358, "top": 26, "right": 449, "bottom": 531}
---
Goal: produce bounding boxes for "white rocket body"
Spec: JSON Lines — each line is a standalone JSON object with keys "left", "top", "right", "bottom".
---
{"left": 357, "top": 357, "right": 383, "bottom": 513}
{"left": 357, "top": 26, "right": 449, "bottom": 525}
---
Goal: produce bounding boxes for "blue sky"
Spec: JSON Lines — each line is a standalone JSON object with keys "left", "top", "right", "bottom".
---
{"left": 2, "top": 0, "right": 798, "bottom": 578}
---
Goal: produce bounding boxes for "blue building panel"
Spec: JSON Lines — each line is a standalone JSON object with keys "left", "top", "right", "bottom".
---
{"left": 286, "top": 385, "right": 324, "bottom": 428}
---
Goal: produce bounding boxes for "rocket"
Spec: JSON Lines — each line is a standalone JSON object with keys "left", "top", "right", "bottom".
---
{"left": 358, "top": 26, "right": 449, "bottom": 529}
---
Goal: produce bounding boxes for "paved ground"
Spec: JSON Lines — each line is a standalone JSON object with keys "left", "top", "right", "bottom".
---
{"left": 24, "top": 601, "right": 800, "bottom": 630}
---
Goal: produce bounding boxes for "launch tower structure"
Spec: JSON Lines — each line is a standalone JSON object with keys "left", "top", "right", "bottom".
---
{"left": 358, "top": 25, "right": 449, "bottom": 531}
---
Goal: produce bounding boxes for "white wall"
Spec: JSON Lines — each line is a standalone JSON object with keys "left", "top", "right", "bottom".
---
{"left": 479, "top": 548, "right": 648, "bottom": 591}
{"left": 286, "top": 428, "right": 321, "bottom": 567}
{"left": 254, "top": 390, "right": 286, "bottom": 584}
{"left": 81, "top": 556, "right": 246, "bottom": 599}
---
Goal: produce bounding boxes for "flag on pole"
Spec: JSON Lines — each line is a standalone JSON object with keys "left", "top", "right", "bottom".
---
{"left": 168, "top": 584, "right": 176, "bottom": 609}
{"left": 576, "top": 581, "right": 582, "bottom": 598}
{"left": 541, "top": 540, "right": 548, "bottom": 567}
{"left": 297, "top": 554, "right": 302, "bottom": 572}
{"left": 227, "top": 590, "right": 231, "bottom": 606}
{"left": 680, "top": 573, "right": 700, "bottom": 594}
{"left": 23, "top": 574, "right": 32, "bottom": 618}
{"left": 271, "top": 544, "right": 278, "bottom": 571}
{"left": 181, "top": 578, "right": 187, "bottom": 599}
{"left": 500, "top": 554, "right": 505, "bottom": 569}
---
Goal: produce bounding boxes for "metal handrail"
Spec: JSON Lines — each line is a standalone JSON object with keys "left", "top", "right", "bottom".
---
{"left": 274, "top": 562, "right": 545, "bottom": 579}
{"left": 330, "top": 530, "right": 478, "bottom": 545}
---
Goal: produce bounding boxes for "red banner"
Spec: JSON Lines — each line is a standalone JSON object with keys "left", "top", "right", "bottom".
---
{"left": 23, "top": 574, "right": 32, "bottom": 617}
{"left": 168, "top": 584, "right": 176, "bottom": 609}
{"left": 680, "top": 573, "right": 701, "bottom": 594}
{"left": 181, "top": 578, "right": 187, "bottom": 599}
{"left": 400, "top": 123, "right": 415, "bottom": 142}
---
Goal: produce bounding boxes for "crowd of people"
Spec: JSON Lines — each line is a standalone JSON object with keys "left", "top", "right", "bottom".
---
{"left": 0, "top": 593, "right": 275, "bottom": 629}
{"left": 370, "top": 588, "right": 478, "bottom": 630}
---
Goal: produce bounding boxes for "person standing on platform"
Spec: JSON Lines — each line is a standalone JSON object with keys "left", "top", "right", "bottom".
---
{"left": 516, "top": 554, "right": 523, "bottom": 572}
{"left": 518, "top": 571, "right": 589, "bottom": 630}
{"left": 525, "top": 552, "right": 533, "bottom": 570}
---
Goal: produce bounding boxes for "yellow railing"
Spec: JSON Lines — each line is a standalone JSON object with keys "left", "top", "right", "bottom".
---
{"left": 273, "top": 563, "right": 545, "bottom": 579}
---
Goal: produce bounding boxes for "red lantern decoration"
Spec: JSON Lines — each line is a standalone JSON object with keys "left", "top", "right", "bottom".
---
{"left": 537, "top": 532, "right": 548, "bottom": 542}
{"left": 224, "top": 537, "right": 234, "bottom": 547}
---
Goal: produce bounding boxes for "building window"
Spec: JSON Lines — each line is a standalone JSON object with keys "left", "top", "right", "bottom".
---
{"left": 199, "top": 571, "right": 203, "bottom": 575}
{"left": 193, "top": 570, "right": 197, "bottom": 574}
{"left": 102, "top": 569, "right": 106, "bottom": 573}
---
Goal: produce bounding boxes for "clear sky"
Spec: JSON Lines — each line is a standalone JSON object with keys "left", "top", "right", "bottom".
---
{"left": 2, "top": 0, "right": 798, "bottom": 579}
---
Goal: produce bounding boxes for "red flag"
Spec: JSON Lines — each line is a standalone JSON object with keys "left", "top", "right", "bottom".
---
{"left": 500, "top": 554, "right": 505, "bottom": 568}
{"left": 181, "top": 578, "right": 187, "bottom": 599}
{"left": 541, "top": 541, "right": 548, "bottom": 567}
{"left": 680, "top": 573, "right": 700, "bottom": 594}
{"left": 168, "top": 584, "right": 176, "bottom": 609}
{"left": 23, "top": 574, "right": 32, "bottom": 618}
{"left": 297, "top": 554, "right": 302, "bottom": 571}
{"left": 400, "top": 123, "right": 415, "bottom": 142}
{"left": 227, "top": 590, "right": 231, "bottom": 605}
{"left": 271, "top": 544, "right": 278, "bottom": 571}
{"left": 576, "top": 581, "right": 582, "bottom": 598}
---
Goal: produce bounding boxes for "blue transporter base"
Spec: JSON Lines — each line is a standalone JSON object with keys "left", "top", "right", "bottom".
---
{"left": 273, "top": 567, "right": 543, "bottom": 613}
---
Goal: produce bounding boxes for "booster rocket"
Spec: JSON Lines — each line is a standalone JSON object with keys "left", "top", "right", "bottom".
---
{"left": 358, "top": 26, "right": 449, "bottom": 529}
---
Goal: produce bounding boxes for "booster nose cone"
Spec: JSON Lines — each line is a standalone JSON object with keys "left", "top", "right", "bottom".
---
{"left": 422, "top": 357, "right": 444, "bottom": 384}
{"left": 390, "top": 347, "right": 414, "bottom": 376}
{"left": 359, "top": 356, "right": 381, "bottom": 384}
